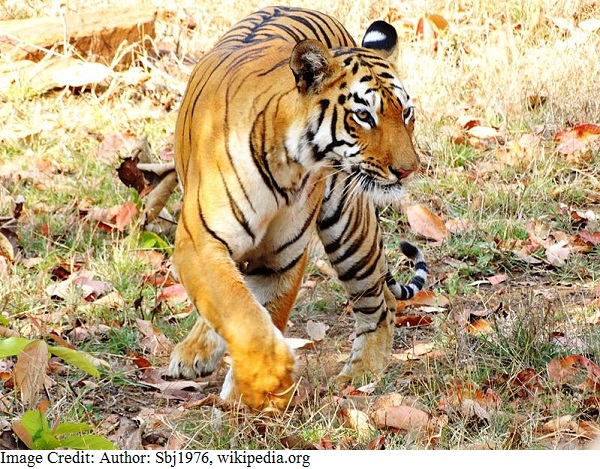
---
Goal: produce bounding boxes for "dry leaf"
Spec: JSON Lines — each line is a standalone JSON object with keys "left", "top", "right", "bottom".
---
{"left": 415, "top": 14, "right": 448, "bottom": 52}
{"left": 136, "top": 319, "right": 172, "bottom": 356}
{"left": 578, "top": 18, "right": 600, "bottom": 32}
{"left": 339, "top": 407, "right": 373, "bottom": 437}
{"left": 460, "top": 398, "right": 491, "bottom": 420}
{"left": 53, "top": 62, "right": 111, "bottom": 88}
{"left": 545, "top": 240, "right": 571, "bottom": 267}
{"left": 405, "top": 204, "right": 447, "bottom": 242}
{"left": 547, "top": 355, "right": 600, "bottom": 391}
{"left": 467, "top": 318, "right": 492, "bottom": 334}
{"left": 306, "top": 320, "right": 329, "bottom": 341}
{"left": 157, "top": 283, "right": 189, "bottom": 306}
{"left": 396, "top": 290, "right": 450, "bottom": 312}
{"left": 395, "top": 315, "right": 433, "bottom": 327}
{"left": 392, "top": 342, "right": 435, "bottom": 361}
{"left": 117, "top": 157, "right": 148, "bottom": 194}
{"left": 372, "top": 393, "right": 421, "bottom": 411}
{"left": 458, "top": 115, "right": 484, "bottom": 130}
{"left": 486, "top": 273, "right": 508, "bottom": 285}
{"left": 366, "top": 434, "right": 386, "bottom": 450}
{"left": 13, "top": 340, "right": 48, "bottom": 407}
{"left": 577, "top": 230, "right": 600, "bottom": 246}
{"left": 97, "top": 131, "right": 139, "bottom": 163}
{"left": 285, "top": 338, "right": 314, "bottom": 350}
{"left": 467, "top": 126, "right": 500, "bottom": 140}
{"left": 114, "top": 202, "right": 138, "bottom": 231}
{"left": 554, "top": 123, "right": 600, "bottom": 155}
{"left": 314, "top": 259, "right": 338, "bottom": 278}
{"left": 0, "top": 231, "right": 14, "bottom": 262}
{"left": 372, "top": 405, "right": 430, "bottom": 432}
{"left": 445, "top": 217, "right": 472, "bottom": 234}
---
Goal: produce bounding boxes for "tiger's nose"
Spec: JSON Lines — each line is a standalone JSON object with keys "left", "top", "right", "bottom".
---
{"left": 389, "top": 166, "right": 414, "bottom": 180}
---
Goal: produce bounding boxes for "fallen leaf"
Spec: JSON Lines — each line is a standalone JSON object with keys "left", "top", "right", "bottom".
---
{"left": 512, "top": 249, "right": 543, "bottom": 265}
{"left": 140, "top": 376, "right": 208, "bottom": 395}
{"left": 541, "top": 415, "right": 575, "bottom": 433}
{"left": 392, "top": 342, "right": 435, "bottom": 361}
{"left": 157, "top": 283, "right": 189, "bottom": 306}
{"left": 366, "top": 434, "right": 386, "bottom": 450}
{"left": 467, "top": 125, "right": 500, "bottom": 140}
{"left": 306, "top": 320, "right": 329, "bottom": 341}
{"left": 554, "top": 123, "right": 600, "bottom": 155}
{"left": 143, "top": 170, "right": 178, "bottom": 224}
{"left": 136, "top": 319, "right": 172, "bottom": 356}
{"left": 467, "top": 318, "right": 492, "bottom": 334}
{"left": 458, "top": 115, "right": 484, "bottom": 130}
{"left": 396, "top": 290, "right": 450, "bottom": 312}
{"left": 547, "top": 355, "right": 600, "bottom": 391}
{"left": 460, "top": 398, "right": 491, "bottom": 420}
{"left": 97, "top": 131, "right": 139, "bottom": 164}
{"left": 372, "top": 405, "right": 431, "bottom": 432}
{"left": 509, "top": 368, "right": 544, "bottom": 397}
{"left": 285, "top": 338, "right": 314, "bottom": 350}
{"left": 117, "top": 157, "right": 148, "bottom": 194}
{"left": 545, "top": 240, "right": 571, "bottom": 267}
{"left": 486, "top": 273, "right": 508, "bottom": 285}
{"left": 578, "top": 18, "right": 600, "bottom": 32}
{"left": 415, "top": 14, "right": 448, "bottom": 52}
{"left": 439, "top": 381, "right": 500, "bottom": 419}
{"left": 13, "top": 339, "right": 48, "bottom": 407}
{"left": 445, "top": 217, "right": 472, "bottom": 234}
{"left": 577, "top": 230, "right": 600, "bottom": 246}
{"left": 0, "top": 231, "right": 15, "bottom": 262}
{"left": 372, "top": 393, "right": 421, "bottom": 411}
{"left": 53, "top": 62, "right": 111, "bottom": 88}
{"left": 314, "top": 259, "right": 338, "bottom": 279}
{"left": 339, "top": 407, "right": 373, "bottom": 437}
{"left": 395, "top": 315, "right": 433, "bottom": 327}
{"left": 405, "top": 204, "right": 447, "bottom": 242}
{"left": 114, "top": 202, "right": 138, "bottom": 231}
{"left": 72, "top": 276, "right": 112, "bottom": 302}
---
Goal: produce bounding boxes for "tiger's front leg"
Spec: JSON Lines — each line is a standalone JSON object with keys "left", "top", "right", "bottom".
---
{"left": 317, "top": 176, "right": 397, "bottom": 382}
{"left": 169, "top": 207, "right": 297, "bottom": 411}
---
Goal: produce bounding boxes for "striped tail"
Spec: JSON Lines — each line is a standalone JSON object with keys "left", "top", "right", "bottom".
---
{"left": 386, "top": 241, "right": 428, "bottom": 300}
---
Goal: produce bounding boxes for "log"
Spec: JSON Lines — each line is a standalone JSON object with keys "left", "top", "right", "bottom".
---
{"left": 0, "top": 2, "right": 157, "bottom": 67}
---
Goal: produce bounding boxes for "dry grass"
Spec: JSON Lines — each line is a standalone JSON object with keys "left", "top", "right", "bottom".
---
{"left": 1, "top": 0, "right": 599, "bottom": 450}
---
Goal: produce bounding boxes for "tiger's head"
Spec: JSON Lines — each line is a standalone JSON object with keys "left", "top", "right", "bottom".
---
{"left": 287, "top": 20, "right": 418, "bottom": 205}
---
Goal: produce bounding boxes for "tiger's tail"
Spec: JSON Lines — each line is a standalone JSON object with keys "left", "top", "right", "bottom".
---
{"left": 386, "top": 241, "right": 428, "bottom": 300}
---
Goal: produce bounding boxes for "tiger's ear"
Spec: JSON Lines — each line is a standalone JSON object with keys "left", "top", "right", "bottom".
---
{"left": 290, "top": 39, "right": 336, "bottom": 94}
{"left": 361, "top": 20, "right": 399, "bottom": 62}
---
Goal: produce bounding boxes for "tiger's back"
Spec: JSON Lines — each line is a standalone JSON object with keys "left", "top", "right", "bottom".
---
{"left": 171, "top": 6, "right": 427, "bottom": 411}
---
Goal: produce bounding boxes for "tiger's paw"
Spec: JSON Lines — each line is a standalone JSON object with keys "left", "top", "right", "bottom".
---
{"left": 168, "top": 320, "right": 227, "bottom": 378}
{"left": 337, "top": 318, "right": 393, "bottom": 384}
{"left": 226, "top": 332, "right": 297, "bottom": 412}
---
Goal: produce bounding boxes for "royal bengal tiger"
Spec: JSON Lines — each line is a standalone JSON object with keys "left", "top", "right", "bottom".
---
{"left": 168, "top": 6, "right": 427, "bottom": 411}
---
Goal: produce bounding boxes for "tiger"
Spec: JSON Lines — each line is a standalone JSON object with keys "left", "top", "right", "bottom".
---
{"left": 168, "top": 5, "right": 427, "bottom": 411}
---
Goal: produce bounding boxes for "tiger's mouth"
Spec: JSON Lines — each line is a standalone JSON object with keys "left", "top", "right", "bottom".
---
{"left": 349, "top": 167, "right": 406, "bottom": 202}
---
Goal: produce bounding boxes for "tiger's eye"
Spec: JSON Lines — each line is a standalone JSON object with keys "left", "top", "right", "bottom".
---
{"left": 356, "top": 110, "right": 371, "bottom": 121}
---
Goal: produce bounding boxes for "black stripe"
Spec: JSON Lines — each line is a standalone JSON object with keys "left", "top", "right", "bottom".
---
{"left": 338, "top": 235, "right": 380, "bottom": 281}
{"left": 245, "top": 251, "right": 304, "bottom": 276}
{"left": 354, "top": 299, "right": 385, "bottom": 315}
{"left": 351, "top": 282, "right": 383, "bottom": 302}
{"left": 218, "top": 169, "right": 255, "bottom": 241}
{"left": 197, "top": 209, "right": 232, "bottom": 256}
{"left": 276, "top": 201, "right": 319, "bottom": 254}
{"left": 323, "top": 199, "right": 361, "bottom": 255}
